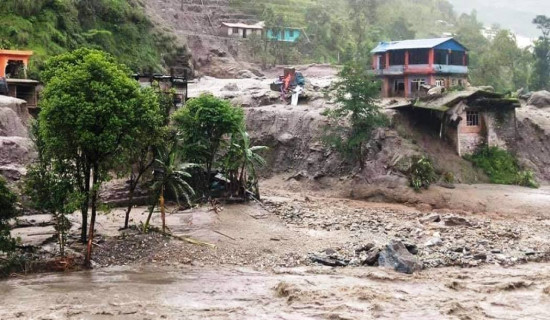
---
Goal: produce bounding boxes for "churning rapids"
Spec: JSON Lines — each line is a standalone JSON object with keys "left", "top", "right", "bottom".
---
{"left": 1, "top": 263, "right": 549, "bottom": 319}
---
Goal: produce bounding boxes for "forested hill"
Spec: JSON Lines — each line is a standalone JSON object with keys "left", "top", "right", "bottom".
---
{"left": 0, "top": 0, "right": 182, "bottom": 78}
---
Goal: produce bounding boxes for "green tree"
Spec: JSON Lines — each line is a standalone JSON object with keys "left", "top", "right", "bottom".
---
{"left": 39, "top": 48, "right": 162, "bottom": 266}
{"left": 323, "top": 61, "right": 387, "bottom": 169}
{"left": 121, "top": 88, "right": 168, "bottom": 230}
{"left": 25, "top": 122, "right": 77, "bottom": 256}
{"left": 0, "top": 177, "right": 18, "bottom": 254}
{"left": 143, "top": 142, "right": 195, "bottom": 233}
{"left": 223, "top": 129, "right": 268, "bottom": 199}
{"left": 530, "top": 15, "right": 550, "bottom": 90}
{"left": 172, "top": 94, "right": 244, "bottom": 198}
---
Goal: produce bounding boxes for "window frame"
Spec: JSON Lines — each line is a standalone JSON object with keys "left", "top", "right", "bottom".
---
{"left": 466, "top": 111, "right": 480, "bottom": 127}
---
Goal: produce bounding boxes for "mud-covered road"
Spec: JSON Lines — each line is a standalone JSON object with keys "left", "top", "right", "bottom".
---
{"left": 1, "top": 263, "right": 549, "bottom": 320}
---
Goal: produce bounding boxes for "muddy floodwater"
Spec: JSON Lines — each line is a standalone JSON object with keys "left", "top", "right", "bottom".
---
{"left": 1, "top": 263, "right": 549, "bottom": 320}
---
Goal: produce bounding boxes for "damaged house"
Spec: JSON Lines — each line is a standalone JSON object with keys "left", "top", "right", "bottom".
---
{"left": 391, "top": 89, "right": 520, "bottom": 156}
{"left": 371, "top": 37, "right": 468, "bottom": 98}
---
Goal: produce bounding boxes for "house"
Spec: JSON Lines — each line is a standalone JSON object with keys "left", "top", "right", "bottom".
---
{"left": 0, "top": 50, "right": 39, "bottom": 110}
{"left": 220, "top": 21, "right": 303, "bottom": 42}
{"left": 134, "top": 73, "right": 190, "bottom": 109}
{"left": 390, "top": 89, "right": 520, "bottom": 156}
{"left": 371, "top": 37, "right": 468, "bottom": 98}
{"left": 220, "top": 22, "right": 264, "bottom": 39}
{"left": 265, "top": 28, "right": 302, "bottom": 42}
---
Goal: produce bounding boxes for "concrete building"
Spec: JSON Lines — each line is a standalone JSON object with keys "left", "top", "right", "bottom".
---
{"left": 265, "top": 28, "right": 302, "bottom": 42}
{"left": 371, "top": 38, "right": 469, "bottom": 98}
{"left": 220, "top": 22, "right": 264, "bottom": 39}
{"left": 390, "top": 89, "right": 520, "bottom": 156}
{"left": 0, "top": 50, "right": 39, "bottom": 110}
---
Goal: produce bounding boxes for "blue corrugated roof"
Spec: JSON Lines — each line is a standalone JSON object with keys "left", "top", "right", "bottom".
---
{"left": 371, "top": 37, "right": 465, "bottom": 53}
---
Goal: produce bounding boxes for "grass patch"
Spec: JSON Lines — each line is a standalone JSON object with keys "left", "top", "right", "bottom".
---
{"left": 465, "top": 146, "right": 539, "bottom": 188}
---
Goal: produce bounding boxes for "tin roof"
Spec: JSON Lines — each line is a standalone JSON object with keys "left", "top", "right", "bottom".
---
{"left": 371, "top": 37, "right": 464, "bottom": 53}
{"left": 221, "top": 22, "right": 265, "bottom": 30}
{"left": 0, "top": 49, "right": 33, "bottom": 57}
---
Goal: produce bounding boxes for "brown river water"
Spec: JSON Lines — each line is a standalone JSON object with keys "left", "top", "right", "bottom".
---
{"left": 1, "top": 263, "right": 549, "bottom": 320}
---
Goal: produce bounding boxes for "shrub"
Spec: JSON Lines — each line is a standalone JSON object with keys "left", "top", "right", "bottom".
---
{"left": 466, "top": 146, "right": 539, "bottom": 188}
{"left": 409, "top": 156, "right": 437, "bottom": 191}
{"left": 516, "top": 170, "right": 539, "bottom": 188}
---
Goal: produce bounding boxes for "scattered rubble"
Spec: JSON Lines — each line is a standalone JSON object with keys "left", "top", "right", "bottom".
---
{"left": 264, "top": 196, "right": 550, "bottom": 270}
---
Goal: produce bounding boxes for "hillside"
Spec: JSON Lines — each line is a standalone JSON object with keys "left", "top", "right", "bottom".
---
{"left": 0, "top": 0, "right": 184, "bottom": 77}
{"left": 449, "top": 0, "right": 548, "bottom": 39}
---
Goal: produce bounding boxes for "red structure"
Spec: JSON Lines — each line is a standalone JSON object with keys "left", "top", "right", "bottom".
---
{"left": 0, "top": 50, "right": 39, "bottom": 109}
{"left": 371, "top": 38, "right": 469, "bottom": 98}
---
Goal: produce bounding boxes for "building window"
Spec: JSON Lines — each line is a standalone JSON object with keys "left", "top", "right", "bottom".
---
{"left": 289, "top": 29, "right": 294, "bottom": 37}
{"left": 434, "top": 49, "right": 447, "bottom": 64}
{"left": 466, "top": 111, "right": 479, "bottom": 127}
{"left": 450, "top": 51, "right": 464, "bottom": 65}
{"left": 435, "top": 79, "right": 445, "bottom": 87}
{"left": 233, "top": 27, "right": 239, "bottom": 34}
{"left": 408, "top": 49, "right": 429, "bottom": 65}
{"left": 389, "top": 50, "right": 406, "bottom": 66}
{"left": 451, "top": 78, "right": 458, "bottom": 86}
{"left": 411, "top": 78, "right": 426, "bottom": 92}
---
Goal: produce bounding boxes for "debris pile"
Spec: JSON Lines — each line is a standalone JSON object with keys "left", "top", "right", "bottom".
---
{"left": 264, "top": 198, "right": 550, "bottom": 271}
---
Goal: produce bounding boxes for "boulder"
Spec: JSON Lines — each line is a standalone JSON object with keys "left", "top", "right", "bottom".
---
{"left": 527, "top": 91, "right": 550, "bottom": 108}
{"left": 0, "top": 95, "right": 29, "bottom": 137}
{"left": 222, "top": 83, "right": 239, "bottom": 92}
{"left": 362, "top": 248, "right": 380, "bottom": 266}
{"left": 378, "top": 240, "right": 422, "bottom": 274}
{"left": 236, "top": 69, "right": 256, "bottom": 79}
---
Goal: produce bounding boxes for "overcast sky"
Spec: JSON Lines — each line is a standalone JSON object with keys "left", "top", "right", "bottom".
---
{"left": 448, "top": 0, "right": 549, "bottom": 39}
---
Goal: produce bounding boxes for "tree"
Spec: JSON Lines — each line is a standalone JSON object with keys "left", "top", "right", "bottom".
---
{"left": 222, "top": 129, "right": 268, "bottom": 199}
{"left": 323, "top": 61, "right": 387, "bottom": 169}
{"left": 25, "top": 122, "right": 77, "bottom": 256}
{"left": 0, "top": 177, "right": 18, "bottom": 254}
{"left": 172, "top": 94, "right": 244, "bottom": 198}
{"left": 143, "top": 141, "right": 195, "bottom": 233}
{"left": 531, "top": 15, "right": 550, "bottom": 90}
{"left": 121, "top": 88, "right": 168, "bottom": 230}
{"left": 39, "top": 48, "right": 162, "bottom": 266}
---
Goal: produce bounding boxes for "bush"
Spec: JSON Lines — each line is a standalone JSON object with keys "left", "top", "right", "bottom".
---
{"left": 409, "top": 156, "right": 437, "bottom": 191}
{"left": 466, "top": 146, "right": 539, "bottom": 188}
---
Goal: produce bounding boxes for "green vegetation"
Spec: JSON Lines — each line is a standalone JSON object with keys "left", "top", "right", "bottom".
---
{"left": 0, "top": 177, "right": 19, "bottom": 254}
{"left": 530, "top": 16, "right": 550, "bottom": 91}
{"left": 234, "top": 1, "right": 549, "bottom": 93}
{"left": 466, "top": 147, "right": 539, "bottom": 188}
{"left": 322, "top": 61, "right": 387, "bottom": 169}
{"left": 172, "top": 93, "right": 245, "bottom": 198}
{"left": 409, "top": 156, "right": 437, "bottom": 191}
{"left": 38, "top": 48, "right": 163, "bottom": 265}
{"left": 24, "top": 122, "right": 77, "bottom": 256}
{"left": 0, "top": 0, "right": 179, "bottom": 77}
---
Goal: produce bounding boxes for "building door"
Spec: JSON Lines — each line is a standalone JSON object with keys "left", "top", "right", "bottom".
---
{"left": 243, "top": 29, "right": 247, "bottom": 38}
{"left": 377, "top": 56, "right": 383, "bottom": 70}
{"left": 394, "top": 79, "right": 405, "bottom": 97}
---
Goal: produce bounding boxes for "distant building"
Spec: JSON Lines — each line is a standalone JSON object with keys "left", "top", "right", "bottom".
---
{"left": 265, "top": 28, "right": 302, "bottom": 42}
{"left": 371, "top": 37, "right": 468, "bottom": 98}
{"left": 220, "top": 22, "right": 264, "bottom": 39}
{"left": 134, "top": 74, "right": 190, "bottom": 109}
{"left": 0, "top": 50, "right": 39, "bottom": 110}
{"left": 219, "top": 22, "right": 303, "bottom": 42}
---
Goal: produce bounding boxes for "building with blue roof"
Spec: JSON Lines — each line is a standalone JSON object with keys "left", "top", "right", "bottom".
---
{"left": 370, "top": 37, "right": 469, "bottom": 98}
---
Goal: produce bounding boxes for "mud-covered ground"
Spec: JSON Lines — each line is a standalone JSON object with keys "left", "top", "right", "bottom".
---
{"left": 3, "top": 181, "right": 550, "bottom": 319}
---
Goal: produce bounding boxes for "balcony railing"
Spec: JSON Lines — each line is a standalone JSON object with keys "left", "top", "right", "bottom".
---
{"left": 370, "top": 64, "right": 468, "bottom": 76}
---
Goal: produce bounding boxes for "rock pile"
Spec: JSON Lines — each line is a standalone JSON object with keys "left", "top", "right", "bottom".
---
{"left": 264, "top": 198, "right": 550, "bottom": 270}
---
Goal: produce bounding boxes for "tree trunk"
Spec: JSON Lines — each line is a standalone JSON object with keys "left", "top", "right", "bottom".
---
{"left": 160, "top": 185, "right": 166, "bottom": 234}
{"left": 85, "top": 164, "right": 99, "bottom": 267}
{"left": 143, "top": 201, "right": 158, "bottom": 233}
{"left": 80, "top": 166, "right": 91, "bottom": 243}
{"left": 123, "top": 177, "right": 137, "bottom": 229}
